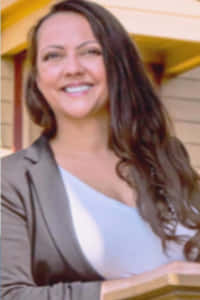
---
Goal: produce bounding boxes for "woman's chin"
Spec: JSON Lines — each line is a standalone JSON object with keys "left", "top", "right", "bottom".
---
{"left": 61, "top": 102, "right": 107, "bottom": 120}
{"left": 62, "top": 107, "right": 96, "bottom": 120}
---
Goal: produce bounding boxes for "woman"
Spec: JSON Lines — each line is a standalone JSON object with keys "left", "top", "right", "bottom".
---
{"left": 2, "top": 0, "right": 200, "bottom": 299}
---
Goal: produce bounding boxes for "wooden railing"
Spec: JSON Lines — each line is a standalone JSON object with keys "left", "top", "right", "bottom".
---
{"left": 104, "top": 273, "right": 200, "bottom": 299}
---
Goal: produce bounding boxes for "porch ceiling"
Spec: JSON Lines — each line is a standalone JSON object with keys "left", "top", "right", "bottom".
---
{"left": 1, "top": 0, "right": 200, "bottom": 78}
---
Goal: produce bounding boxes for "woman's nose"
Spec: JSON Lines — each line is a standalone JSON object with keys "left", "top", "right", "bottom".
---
{"left": 62, "top": 54, "right": 84, "bottom": 76}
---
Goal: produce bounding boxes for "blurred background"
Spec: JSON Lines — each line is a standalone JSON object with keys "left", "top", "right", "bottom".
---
{"left": 1, "top": 0, "right": 200, "bottom": 173}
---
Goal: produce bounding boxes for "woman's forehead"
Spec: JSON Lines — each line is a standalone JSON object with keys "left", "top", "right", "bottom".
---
{"left": 36, "top": 12, "right": 98, "bottom": 51}
{"left": 38, "top": 12, "right": 93, "bottom": 39}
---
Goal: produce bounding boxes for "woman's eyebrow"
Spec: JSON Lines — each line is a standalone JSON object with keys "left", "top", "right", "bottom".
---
{"left": 77, "top": 40, "right": 99, "bottom": 49}
{"left": 40, "top": 45, "right": 64, "bottom": 52}
{"left": 41, "top": 40, "right": 99, "bottom": 52}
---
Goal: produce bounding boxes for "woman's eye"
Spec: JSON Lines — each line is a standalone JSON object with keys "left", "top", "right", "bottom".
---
{"left": 43, "top": 53, "right": 61, "bottom": 61}
{"left": 83, "top": 48, "right": 102, "bottom": 56}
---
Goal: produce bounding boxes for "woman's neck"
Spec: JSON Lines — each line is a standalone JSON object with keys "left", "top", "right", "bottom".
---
{"left": 50, "top": 113, "right": 110, "bottom": 157}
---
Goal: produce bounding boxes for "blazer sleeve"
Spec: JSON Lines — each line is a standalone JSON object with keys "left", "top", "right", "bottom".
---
{"left": 1, "top": 173, "right": 102, "bottom": 300}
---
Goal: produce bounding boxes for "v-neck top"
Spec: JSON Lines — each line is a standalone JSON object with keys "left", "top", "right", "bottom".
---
{"left": 58, "top": 166, "right": 195, "bottom": 280}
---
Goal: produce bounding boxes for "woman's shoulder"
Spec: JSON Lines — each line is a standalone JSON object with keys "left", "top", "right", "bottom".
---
{"left": 1, "top": 149, "right": 28, "bottom": 186}
{"left": 1, "top": 135, "right": 47, "bottom": 172}
{"left": 1, "top": 136, "right": 44, "bottom": 183}
{"left": 1, "top": 144, "right": 40, "bottom": 209}
{"left": 2, "top": 148, "right": 26, "bottom": 169}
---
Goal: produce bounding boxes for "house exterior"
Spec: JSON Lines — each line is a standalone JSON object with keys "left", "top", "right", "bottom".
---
{"left": 1, "top": 0, "right": 200, "bottom": 173}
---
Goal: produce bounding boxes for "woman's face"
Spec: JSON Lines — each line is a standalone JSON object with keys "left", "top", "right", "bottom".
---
{"left": 36, "top": 12, "right": 109, "bottom": 122}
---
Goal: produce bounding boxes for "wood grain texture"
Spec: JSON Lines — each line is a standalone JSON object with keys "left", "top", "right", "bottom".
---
{"left": 104, "top": 274, "right": 200, "bottom": 299}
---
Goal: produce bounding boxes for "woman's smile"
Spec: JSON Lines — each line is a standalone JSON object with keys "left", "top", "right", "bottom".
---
{"left": 61, "top": 82, "right": 93, "bottom": 97}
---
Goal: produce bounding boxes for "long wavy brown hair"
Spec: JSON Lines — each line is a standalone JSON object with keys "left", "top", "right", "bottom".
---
{"left": 25, "top": 0, "right": 200, "bottom": 261}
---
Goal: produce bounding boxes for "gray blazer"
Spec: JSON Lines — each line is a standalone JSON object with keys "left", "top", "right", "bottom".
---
{"left": 1, "top": 135, "right": 104, "bottom": 300}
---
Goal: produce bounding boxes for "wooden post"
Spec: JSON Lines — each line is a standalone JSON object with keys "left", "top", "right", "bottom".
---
{"left": 13, "top": 51, "right": 26, "bottom": 151}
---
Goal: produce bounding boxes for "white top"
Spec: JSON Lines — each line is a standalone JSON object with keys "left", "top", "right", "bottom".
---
{"left": 58, "top": 166, "right": 195, "bottom": 279}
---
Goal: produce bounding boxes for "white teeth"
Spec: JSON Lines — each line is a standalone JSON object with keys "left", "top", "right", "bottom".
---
{"left": 65, "top": 85, "right": 91, "bottom": 93}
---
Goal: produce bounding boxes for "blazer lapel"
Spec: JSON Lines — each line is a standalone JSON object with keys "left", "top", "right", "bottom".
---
{"left": 24, "top": 135, "right": 103, "bottom": 280}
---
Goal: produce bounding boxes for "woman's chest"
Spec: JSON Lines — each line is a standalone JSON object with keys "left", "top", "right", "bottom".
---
{"left": 59, "top": 155, "right": 137, "bottom": 208}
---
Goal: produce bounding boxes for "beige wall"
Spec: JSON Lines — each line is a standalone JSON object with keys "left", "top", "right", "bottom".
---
{"left": 0, "top": 58, "right": 14, "bottom": 156}
{"left": 162, "top": 66, "right": 200, "bottom": 173}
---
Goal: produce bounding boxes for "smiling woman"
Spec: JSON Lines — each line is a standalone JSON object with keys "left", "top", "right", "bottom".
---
{"left": 1, "top": 0, "right": 200, "bottom": 300}
{"left": 35, "top": 12, "right": 109, "bottom": 123}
